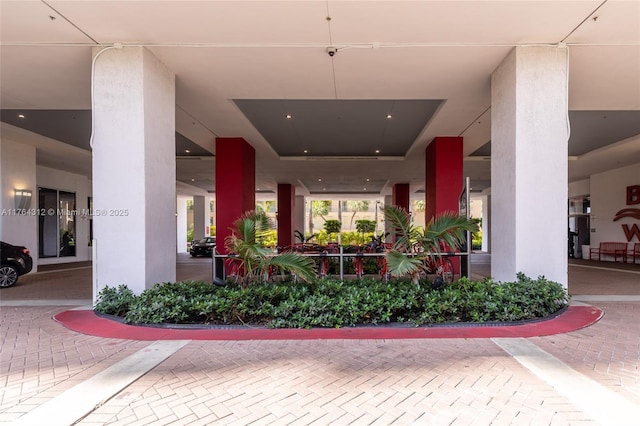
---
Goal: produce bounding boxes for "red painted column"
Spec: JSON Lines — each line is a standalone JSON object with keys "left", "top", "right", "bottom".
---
{"left": 277, "top": 183, "right": 295, "bottom": 250}
{"left": 215, "top": 137, "right": 255, "bottom": 254}
{"left": 392, "top": 183, "right": 410, "bottom": 212}
{"left": 425, "top": 136, "right": 464, "bottom": 272}
{"left": 425, "top": 137, "right": 463, "bottom": 222}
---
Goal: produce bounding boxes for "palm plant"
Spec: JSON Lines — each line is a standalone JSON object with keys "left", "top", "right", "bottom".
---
{"left": 224, "top": 210, "right": 316, "bottom": 288}
{"left": 382, "top": 205, "right": 478, "bottom": 285}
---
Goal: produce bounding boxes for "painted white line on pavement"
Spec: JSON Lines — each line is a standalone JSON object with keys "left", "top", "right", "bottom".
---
{"left": 11, "top": 340, "right": 190, "bottom": 426}
{"left": 0, "top": 299, "right": 93, "bottom": 307}
{"left": 571, "top": 295, "right": 640, "bottom": 302}
{"left": 493, "top": 337, "right": 640, "bottom": 426}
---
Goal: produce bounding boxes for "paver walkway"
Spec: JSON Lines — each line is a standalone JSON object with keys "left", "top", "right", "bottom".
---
{"left": 1, "top": 255, "right": 639, "bottom": 425}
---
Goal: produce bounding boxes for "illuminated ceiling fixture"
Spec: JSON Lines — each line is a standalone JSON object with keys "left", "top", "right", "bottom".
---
{"left": 303, "top": 150, "right": 308, "bottom": 154}
{"left": 17, "top": 113, "right": 25, "bottom": 119}
{"left": 285, "top": 114, "right": 292, "bottom": 119}
{"left": 386, "top": 114, "right": 392, "bottom": 119}
{"left": 185, "top": 149, "right": 190, "bottom": 153}
{"left": 375, "top": 149, "right": 380, "bottom": 154}
{"left": 191, "top": 178, "right": 195, "bottom": 182}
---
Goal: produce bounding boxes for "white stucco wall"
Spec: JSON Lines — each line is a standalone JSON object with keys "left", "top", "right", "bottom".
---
{"left": 295, "top": 195, "right": 306, "bottom": 238}
{"left": 0, "top": 139, "right": 38, "bottom": 269}
{"left": 36, "top": 166, "right": 92, "bottom": 264}
{"left": 590, "top": 163, "right": 640, "bottom": 248}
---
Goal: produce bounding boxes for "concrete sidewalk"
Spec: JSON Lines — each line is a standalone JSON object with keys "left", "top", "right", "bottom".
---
{"left": 1, "top": 255, "right": 640, "bottom": 425}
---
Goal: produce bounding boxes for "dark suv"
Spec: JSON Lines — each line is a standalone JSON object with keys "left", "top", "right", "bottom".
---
{"left": 1, "top": 241, "right": 33, "bottom": 288}
{"left": 189, "top": 237, "right": 216, "bottom": 257}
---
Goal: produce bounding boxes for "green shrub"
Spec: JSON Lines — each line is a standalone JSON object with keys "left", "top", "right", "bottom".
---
{"left": 94, "top": 284, "right": 136, "bottom": 317}
{"left": 94, "top": 274, "right": 569, "bottom": 328}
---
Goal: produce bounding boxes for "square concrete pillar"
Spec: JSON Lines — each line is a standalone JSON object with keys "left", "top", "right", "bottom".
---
{"left": 295, "top": 195, "right": 306, "bottom": 240}
{"left": 277, "top": 184, "right": 295, "bottom": 249}
{"left": 215, "top": 137, "right": 255, "bottom": 254}
{"left": 193, "top": 195, "right": 207, "bottom": 240}
{"left": 392, "top": 183, "right": 410, "bottom": 213}
{"left": 92, "top": 46, "right": 176, "bottom": 295}
{"left": 425, "top": 137, "right": 463, "bottom": 223}
{"left": 491, "top": 46, "right": 569, "bottom": 287}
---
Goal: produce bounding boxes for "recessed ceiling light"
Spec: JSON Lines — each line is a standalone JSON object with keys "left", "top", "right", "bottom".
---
{"left": 191, "top": 178, "right": 195, "bottom": 182}
{"left": 318, "top": 178, "right": 322, "bottom": 182}
{"left": 185, "top": 149, "right": 190, "bottom": 153}
{"left": 375, "top": 149, "right": 380, "bottom": 154}
{"left": 17, "top": 114, "right": 25, "bottom": 119}
{"left": 363, "top": 188, "right": 367, "bottom": 191}
{"left": 366, "top": 178, "right": 370, "bottom": 182}
{"left": 386, "top": 114, "right": 392, "bottom": 119}
{"left": 285, "top": 114, "right": 292, "bottom": 119}
{"left": 303, "top": 150, "right": 308, "bottom": 154}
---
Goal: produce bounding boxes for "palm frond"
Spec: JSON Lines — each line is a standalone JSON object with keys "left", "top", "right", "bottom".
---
{"left": 385, "top": 250, "right": 425, "bottom": 278}
{"left": 423, "top": 211, "right": 478, "bottom": 252}
{"left": 224, "top": 210, "right": 315, "bottom": 286}
{"left": 382, "top": 208, "right": 478, "bottom": 284}
{"left": 381, "top": 205, "right": 417, "bottom": 252}
{"left": 382, "top": 205, "right": 411, "bottom": 234}
{"left": 268, "top": 252, "right": 317, "bottom": 283}
{"left": 232, "top": 216, "right": 256, "bottom": 244}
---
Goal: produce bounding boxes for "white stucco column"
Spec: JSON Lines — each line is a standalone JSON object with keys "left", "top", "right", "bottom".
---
{"left": 295, "top": 195, "right": 305, "bottom": 240}
{"left": 481, "top": 193, "right": 491, "bottom": 253}
{"left": 491, "top": 46, "right": 569, "bottom": 287}
{"left": 176, "top": 196, "right": 188, "bottom": 253}
{"left": 193, "top": 195, "right": 207, "bottom": 239}
{"left": 92, "top": 46, "right": 176, "bottom": 295}
{"left": 384, "top": 195, "right": 393, "bottom": 239}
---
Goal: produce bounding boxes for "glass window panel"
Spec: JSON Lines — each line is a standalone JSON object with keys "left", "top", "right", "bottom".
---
{"left": 39, "top": 188, "right": 58, "bottom": 258}
{"left": 59, "top": 191, "right": 76, "bottom": 257}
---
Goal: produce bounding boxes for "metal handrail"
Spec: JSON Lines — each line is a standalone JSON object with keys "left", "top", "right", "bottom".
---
{"left": 213, "top": 247, "right": 469, "bottom": 283}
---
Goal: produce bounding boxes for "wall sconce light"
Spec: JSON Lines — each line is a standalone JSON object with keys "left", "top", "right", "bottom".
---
{"left": 15, "top": 189, "right": 32, "bottom": 210}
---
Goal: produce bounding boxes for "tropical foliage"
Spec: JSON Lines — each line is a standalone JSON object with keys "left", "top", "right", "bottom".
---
{"left": 323, "top": 219, "right": 342, "bottom": 241}
{"left": 95, "top": 274, "right": 569, "bottom": 328}
{"left": 383, "top": 205, "right": 479, "bottom": 284}
{"left": 355, "top": 219, "right": 376, "bottom": 235}
{"left": 224, "top": 210, "right": 316, "bottom": 288}
{"left": 308, "top": 200, "right": 331, "bottom": 234}
{"left": 346, "top": 200, "right": 370, "bottom": 229}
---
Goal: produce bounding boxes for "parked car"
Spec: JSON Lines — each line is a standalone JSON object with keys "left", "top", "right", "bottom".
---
{"left": 1, "top": 241, "right": 33, "bottom": 288}
{"left": 189, "top": 237, "right": 216, "bottom": 257}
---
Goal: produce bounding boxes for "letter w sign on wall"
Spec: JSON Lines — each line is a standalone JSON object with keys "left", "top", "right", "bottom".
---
{"left": 614, "top": 185, "right": 640, "bottom": 241}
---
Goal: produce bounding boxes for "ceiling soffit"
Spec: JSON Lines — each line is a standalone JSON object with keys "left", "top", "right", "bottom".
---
{"left": 233, "top": 99, "right": 443, "bottom": 157}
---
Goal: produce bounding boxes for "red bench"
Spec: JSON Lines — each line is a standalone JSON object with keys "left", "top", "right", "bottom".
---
{"left": 590, "top": 242, "right": 629, "bottom": 263}
{"left": 629, "top": 243, "right": 640, "bottom": 264}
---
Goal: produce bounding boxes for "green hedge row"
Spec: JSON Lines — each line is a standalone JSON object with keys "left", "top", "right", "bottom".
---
{"left": 94, "top": 274, "right": 568, "bottom": 329}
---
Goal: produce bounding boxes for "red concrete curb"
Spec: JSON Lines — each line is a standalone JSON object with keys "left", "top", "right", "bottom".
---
{"left": 53, "top": 306, "right": 603, "bottom": 341}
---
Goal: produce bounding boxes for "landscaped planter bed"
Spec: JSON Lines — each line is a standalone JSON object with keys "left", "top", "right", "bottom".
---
{"left": 94, "top": 274, "right": 569, "bottom": 329}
